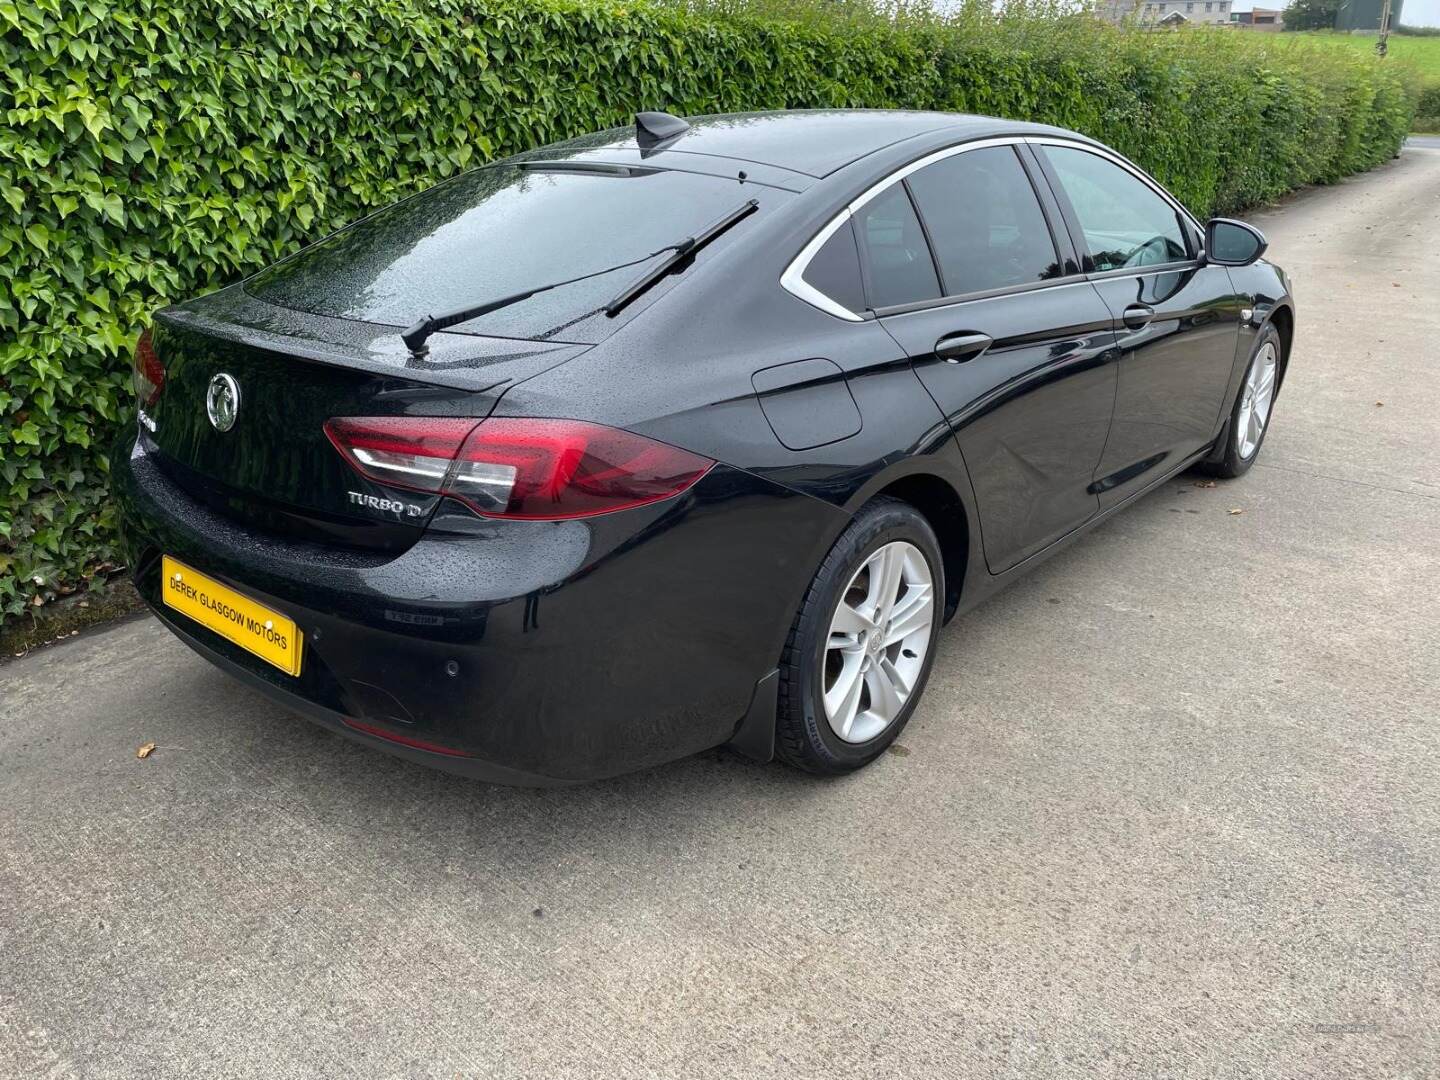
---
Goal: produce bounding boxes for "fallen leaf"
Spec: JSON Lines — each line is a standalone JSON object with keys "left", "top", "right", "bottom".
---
{"left": 1392, "top": 282, "right": 1402, "bottom": 287}
{"left": 1376, "top": 401, "right": 1384, "bottom": 407}
{"left": 136, "top": 742, "right": 156, "bottom": 760}
{"left": 1195, "top": 480, "right": 1217, "bottom": 489}
{"left": 1228, "top": 508, "right": 1244, "bottom": 516}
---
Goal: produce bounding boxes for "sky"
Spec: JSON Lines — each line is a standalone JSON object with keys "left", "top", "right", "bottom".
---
{"left": 1393, "top": 0, "right": 1439, "bottom": 24}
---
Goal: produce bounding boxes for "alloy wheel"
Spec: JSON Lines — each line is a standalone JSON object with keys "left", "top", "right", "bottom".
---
{"left": 1236, "top": 341, "right": 1278, "bottom": 460}
{"left": 822, "top": 540, "right": 935, "bottom": 744}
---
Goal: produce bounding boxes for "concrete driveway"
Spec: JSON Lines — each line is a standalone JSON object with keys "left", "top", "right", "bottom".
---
{"left": 3, "top": 147, "right": 1438, "bottom": 1079}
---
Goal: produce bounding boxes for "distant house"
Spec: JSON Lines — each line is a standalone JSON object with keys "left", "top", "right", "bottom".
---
{"left": 1231, "top": 6, "right": 1285, "bottom": 28}
{"left": 1096, "top": 0, "right": 1233, "bottom": 27}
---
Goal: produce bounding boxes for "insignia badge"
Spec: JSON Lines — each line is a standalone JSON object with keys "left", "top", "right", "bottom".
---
{"left": 206, "top": 373, "right": 241, "bottom": 432}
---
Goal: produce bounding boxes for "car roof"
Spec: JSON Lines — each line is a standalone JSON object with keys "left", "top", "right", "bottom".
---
{"left": 537, "top": 110, "right": 1072, "bottom": 179}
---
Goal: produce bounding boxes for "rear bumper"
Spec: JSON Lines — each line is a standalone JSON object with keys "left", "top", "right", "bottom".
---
{"left": 152, "top": 605, "right": 573, "bottom": 785}
{"left": 112, "top": 434, "right": 846, "bottom": 784}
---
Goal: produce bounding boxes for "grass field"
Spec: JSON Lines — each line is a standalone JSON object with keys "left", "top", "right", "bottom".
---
{"left": 1295, "top": 30, "right": 1440, "bottom": 74}
{"left": 1296, "top": 31, "right": 1440, "bottom": 128}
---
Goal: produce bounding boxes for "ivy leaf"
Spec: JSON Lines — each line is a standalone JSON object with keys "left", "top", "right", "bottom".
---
{"left": 76, "top": 99, "right": 110, "bottom": 140}
{"left": 99, "top": 194, "right": 126, "bottom": 226}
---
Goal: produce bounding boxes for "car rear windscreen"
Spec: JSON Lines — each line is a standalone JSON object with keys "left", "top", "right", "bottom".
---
{"left": 247, "top": 164, "right": 761, "bottom": 342}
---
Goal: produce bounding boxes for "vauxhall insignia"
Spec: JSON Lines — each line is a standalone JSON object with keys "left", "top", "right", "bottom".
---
{"left": 206, "top": 373, "right": 241, "bottom": 432}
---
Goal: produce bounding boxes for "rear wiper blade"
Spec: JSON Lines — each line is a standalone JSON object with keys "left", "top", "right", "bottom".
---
{"left": 602, "top": 198, "right": 758, "bottom": 318}
{"left": 402, "top": 249, "right": 665, "bottom": 357}
{"left": 400, "top": 197, "right": 758, "bottom": 356}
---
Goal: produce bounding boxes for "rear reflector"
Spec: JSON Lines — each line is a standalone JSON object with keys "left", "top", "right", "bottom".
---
{"left": 341, "top": 717, "right": 473, "bottom": 757}
{"left": 132, "top": 328, "right": 164, "bottom": 408}
{"left": 324, "top": 416, "right": 713, "bottom": 520}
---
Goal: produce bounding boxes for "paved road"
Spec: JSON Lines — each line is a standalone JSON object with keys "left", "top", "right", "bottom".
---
{"left": 4, "top": 149, "right": 1439, "bottom": 1079}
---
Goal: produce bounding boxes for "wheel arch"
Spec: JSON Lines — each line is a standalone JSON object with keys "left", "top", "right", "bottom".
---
{"left": 870, "top": 472, "right": 970, "bottom": 623}
{"left": 1266, "top": 302, "right": 1294, "bottom": 392}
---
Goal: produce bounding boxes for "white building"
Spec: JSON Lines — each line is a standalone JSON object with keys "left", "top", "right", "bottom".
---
{"left": 1097, "top": 0, "right": 1234, "bottom": 25}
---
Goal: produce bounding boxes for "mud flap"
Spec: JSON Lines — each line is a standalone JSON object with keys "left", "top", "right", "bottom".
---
{"left": 725, "top": 668, "right": 779, "bottom": 762}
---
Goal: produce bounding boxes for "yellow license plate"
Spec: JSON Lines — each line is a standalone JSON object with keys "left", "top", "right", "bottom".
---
{"left": 161, "top": 556, "right": 303, "bottom": 677}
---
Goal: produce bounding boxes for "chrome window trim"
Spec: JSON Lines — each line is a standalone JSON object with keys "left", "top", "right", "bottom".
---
{"left": 779, "top": 134, "right": 1202, "bottom": 321}
{"left": 874, "top": 274, "right": 1102, "bottom": 322}
{"left": 778, "top": 209, "right": 865, "bottom": 322}
{"left": 1086, "top": 259, "right": 1198, "bottom": 281}
{"left": 843, "top": 136, "right": 1025, "bottom": 215}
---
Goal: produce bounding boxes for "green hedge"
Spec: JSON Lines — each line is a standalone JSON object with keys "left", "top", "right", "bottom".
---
{"left": 0, "top": 0, "right": 1416, "bottom": 622}
{"left": 1417, "top": 81, "right": 1440, "bottom": 126}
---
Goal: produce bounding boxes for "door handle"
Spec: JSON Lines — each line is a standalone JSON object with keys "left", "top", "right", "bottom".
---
{"left": 1122, "top": 304, "right": 1155, "bottom": 331}
{"left": 934, "top": 331, "right": 993, "bottom": 364}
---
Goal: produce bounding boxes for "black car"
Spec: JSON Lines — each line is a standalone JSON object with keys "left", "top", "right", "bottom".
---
{"left": 114, "top": 110, "right": 1293, "bottom": 785}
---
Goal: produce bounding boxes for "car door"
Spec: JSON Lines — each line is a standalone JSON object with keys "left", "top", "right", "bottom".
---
{"left": 1032, "top": 142, "right": 1244, "bottom": 508}
{"left": 855, "top": 143, "right": 1122, "bottom": 574}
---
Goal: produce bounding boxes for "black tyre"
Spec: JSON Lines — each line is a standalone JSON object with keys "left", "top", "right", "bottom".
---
{"left": 1197, "top": 323, "right": 1283, "bottom": 480}
{"left": 776, "top": 497, "right": 944, "bottom": 775}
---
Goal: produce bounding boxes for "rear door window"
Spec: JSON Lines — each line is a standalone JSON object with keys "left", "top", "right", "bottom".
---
{"left": 905, "top": 146, "right": 1063, "bottom": 297}
{"left": 1040, "top": 146, "right": 1191, "bottom": 272}
{"left": 247, "top": 164, "right": 765, "bottom": 342}
{"left": 853, "top": 183, "right": 941, "bottom": 310}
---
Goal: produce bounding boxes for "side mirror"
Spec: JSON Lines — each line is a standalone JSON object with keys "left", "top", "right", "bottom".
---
{"left": 1204, "top": 218, "right": 1267, "bottom": 267}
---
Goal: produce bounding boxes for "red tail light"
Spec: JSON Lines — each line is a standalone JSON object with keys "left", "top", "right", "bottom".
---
{"left": 132, "top": 329, "right": 164, "bottom": 408}
{"left": 324, "top": 416, "right": 714, "bottom": 520}
{"left": 324, "top": 417, "right": 480, "bottom": 492}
